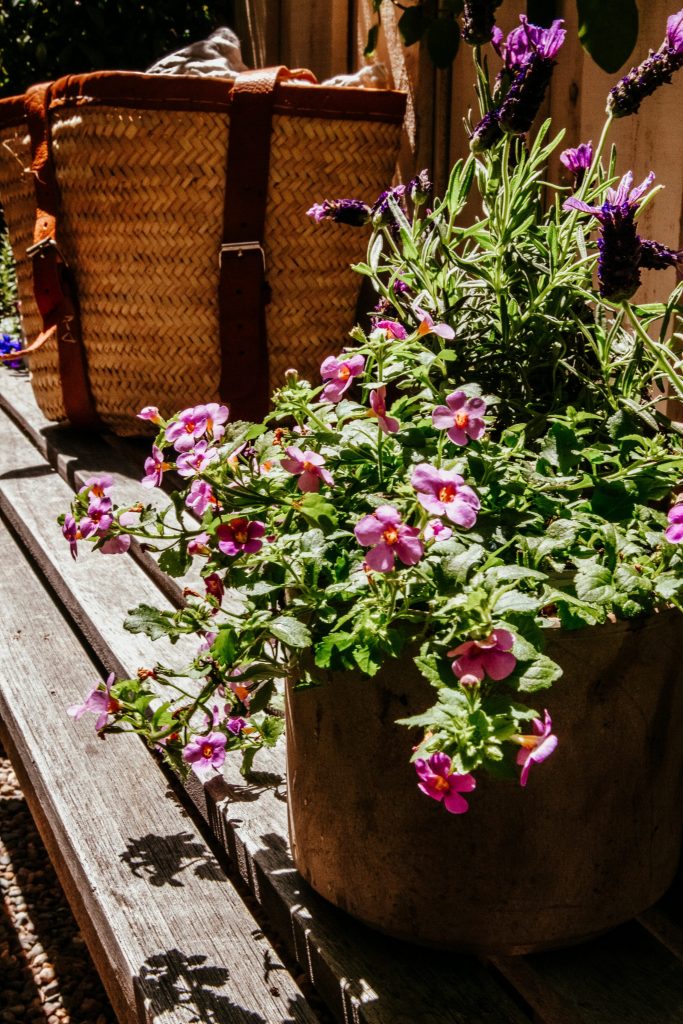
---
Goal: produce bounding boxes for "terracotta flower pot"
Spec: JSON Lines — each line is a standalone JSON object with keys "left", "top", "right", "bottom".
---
{"left": 286, "top": 609, "right": 683, "bottom": 954}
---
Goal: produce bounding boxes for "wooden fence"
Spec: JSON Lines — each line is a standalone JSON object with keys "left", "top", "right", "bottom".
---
{"left": 234, "top": 0, "right": 683, "bottom": 305}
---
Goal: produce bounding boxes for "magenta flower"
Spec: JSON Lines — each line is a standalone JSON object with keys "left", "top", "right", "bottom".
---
{"left": 424, "top": 519, "right": 453, "bottom": 543}
{"left": 306, "top": 198, "right": 371, "bottom": 227}
{"left": 666, "top": 503, "right": 683, "bottom": 543}
{"left": 200, "top": 402, "right": 230, "bottom": 442}
{"left": 176, "top": 441, "right": 219, "bottom": 478}
{"left": 281, "top": 446, "right": 334, "bottom": 492}
{"left": 560, "top": 141, "right": 593, "bottom": 185}
{"left": 62, "top": 514, "right": 81, "bottom": 560}
{"left": 432, "top": 391, "right": 487, "bottom": 446}
{"left": 415, "top": 753, "right": 475, "bottom": 814}
{"left": 182, "top": 732, "right": 227, "bottom": 771}
{"left": 411, "top": 464, "right": 480, "bottom": 528}
{"left": 226, "top": 717, "right": 247, "bottom": 736}
{"left": 415, "top": 307, "right": 455, "bottom": 340}
{"left": 67, "top": 672, "right": 119, "bottom": 731}
{"left": 369, "top": 386, "right": 399, "bottom": 434}
{"left": 79, "top": 496, "right": 113, "bottom": 539}
{"left": 374, "top": 320, "right": 408, "bottom": 340}
{"left": 188, "top": 531, "right": 211, "bottom": 557}
{"left": 448, "top": 629, "right": 516, "bottom": 682}
{"left": 204, "top": 572, "right": 224, "bottom": 603}
{"left": 186, "top": 478, "right": 215, "bottom": 516}
{"left": 514, "top": 710, "right": 558, "bottom": 787}
{"left": 354, "top": 505, "right": 423, "bottom": 572}
{"left": 137, "top": 406, "right": 162, "bottom": 424}
{"left": 100, "top": 534, "right": 131, "bottom": 555}
{"left": 78, "top": 474, "right": 113, "bottom": 500}
{"left": 320, "top": 353, "right": 365, "bottom": 403}
{"left": 141, "top": 445, "right": 173, "bottom": 488}
{"left": 216, "top": 517, "right": 265, "bottom": 556}
{"left": 166, "top": 406, "right": 209, "bottom": 452}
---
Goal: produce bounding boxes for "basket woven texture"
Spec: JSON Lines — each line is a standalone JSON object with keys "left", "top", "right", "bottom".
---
{"left": 0, "top": 89, "right": 402, "bottom": 434}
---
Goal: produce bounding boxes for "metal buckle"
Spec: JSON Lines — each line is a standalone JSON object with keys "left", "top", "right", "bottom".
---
{"left": 26, "top": 236, "right": 67, "bottom": 264}
{"left": 219, "top": 241, "right": 266, "bottom": 274}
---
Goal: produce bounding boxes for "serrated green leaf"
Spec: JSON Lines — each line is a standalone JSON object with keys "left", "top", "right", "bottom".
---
{"left": 574, "top": 562, "right": 615, "bottom": 605}
{"left": 270, "top": 616, "right": 312, "bottom": 649}
{"left": 157, "top": 543, "right": 191, "bottom": 578}
{"left": 494, "top": 591, "right": 542, "bottom": 615}
{"left": 124, "top": 604, "right": 173, "bottom": 641}
{"left": 259, "top": 714, "right": 285, "bottom": 747}
{"left": 516, "top": 654, "right": 562, "bottom": 692}
{"left": 212, "top": 627, "right": 237, "bottom": 666}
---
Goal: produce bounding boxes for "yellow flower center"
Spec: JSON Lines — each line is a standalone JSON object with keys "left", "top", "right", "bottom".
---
{"left": 338, "top": 365, "right": 351, "bottom": 380}
{"left": 201, "top": 743, "right": 214, "bottom": 759}
{"left": 454, "top": 411, "right": 469, "bottom": 429}
{"left": 303, "top": 461, "right": 316, "bottom": 472}
{"left": 383, "top": 526, "right": 399, "bottom": 545}
{"left": 234, "top": 528, "right": 249, "bottom": 544}
{"left": 439, "top": 485, "right": 456, "bottom": 503}
{"left": 107, "top": 697, "right": 120, "bottom": 714}
{"left": 432, "top": 775, "right": 450, "bottom": 792}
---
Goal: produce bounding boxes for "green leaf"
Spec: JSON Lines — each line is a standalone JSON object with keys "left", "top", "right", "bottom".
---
{"left": 654, "top": 575, "right": 683, "bottom": 601}
{"left": 259, "top": 715, "right": 285, "bottom": 747}
{"left": 577, "top": 0, "right": 638, "bottom": 73}
{"left": 353, "top": 643, "right": 383, "bottom": 676}
{"left": 426, "top": 16, "right": 460, "bottom": 69}
{"left": 296, "top": 492, "right": 338, "bottom": 531}
{"left": 212, "top": 628, "right": 237, "bottom": 666}
{"left": 364, "top": 23, "right": 379, "bottom": 58}
{"left": 574, "top": 561, "right": 615, "bottom": 605}
{"left": 441, "top": 544, "right": 486, "bottom": 584}
{"left": 124, "top": 604, "right": 173, "bottom": 641}
{"left": 590, "top": 479, "right": 637, "bottom": 522}
{"left": 314, "top": 631, "right": 354, "bottom": 669}
{"left": 157, "top": 544, "right": 191, "bottom": 578}
{"left": 398, "top": 5, "right": 428, "bottom": 46}
{"left": 494, "top": 591, "right": 542, "bottom": 615}
{"left": 270, "top": 616, "right": 312, "bottom": 649}
{"left": 516, "top": 654, "right": 562, "bottom": 692}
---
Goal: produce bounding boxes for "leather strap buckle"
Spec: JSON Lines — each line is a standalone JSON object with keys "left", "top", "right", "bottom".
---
{"left": 219, "top": 241, "right": 266, "bottom": 274}
{"left": 26, "top": 235, "right": 68, "bottom": 265}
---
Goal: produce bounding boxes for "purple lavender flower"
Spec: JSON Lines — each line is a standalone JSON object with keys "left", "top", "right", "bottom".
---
{"left": 608, "top": 9, "right": 683, "bottom": 119}
{"left": 639, "top": 239, "right": 683, "bottom": 270}
{"left": 371, "top": 184, "right": 407, "bottom": 227}
{"left": 462, "top": 0, "right": 503, "bottom": 46}
{"left": 560, "top": 141, "right": 593, "bottom": 185}
{"left": 564, "top": 171, "right": 656, "bottom": 301}
{"left": 470, "top": 110, "right": 504, "bottom": 153}
{"left": 306, "top": 199, "right": 372, "bottom": 227}
{"left": 406, "top": 169, "right": 432, "bottom": 204}
{"left": 0, "top": 333, "right": 23, "bottom": 369}
{"left": 496, "top": 17, "right": 566, "bottom": 135}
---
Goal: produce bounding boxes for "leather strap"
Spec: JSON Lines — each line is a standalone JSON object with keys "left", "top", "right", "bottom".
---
{"left": 24, "top": 83, "right": 102, "bottom": 430}
{"left": 219, "top": 67, "right": 316, "bottom": 421}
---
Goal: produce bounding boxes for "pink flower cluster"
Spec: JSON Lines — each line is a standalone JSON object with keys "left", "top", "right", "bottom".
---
{"left": 62, "top": 475, "right": 132, "bottom": 558}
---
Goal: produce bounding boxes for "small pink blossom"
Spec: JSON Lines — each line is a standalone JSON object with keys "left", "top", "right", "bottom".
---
{"left": 432, "top": 392, "right": 487, "bottom": 446}
{"left": 424, "top": 519, "right": 453, "bottom": 543}
{"left": 320, "top": 353, "right": 365, "bottom": 403}
{"left": 414, "top": 753, "right": 475, "bottom": 814}
{"left": 62, "top": 514, "right": 81, "bottom": 559}
{"left": 186, "top": 478, "right": 216, "bottom": 515}
{"left": 141, "top": 445, "right": 173, "bottom": 488}
{"left": 200, "top": 402, "right": 230, "bottom": 442}
{"left": 415, "top": 306, "right": 455, "bottom": 340}
{"left": 354, "top": 505, "right": 423, "bottom": 572}
{"left": 176, "top": 441, "right": 219, "bottom": 478}
{"left": 374, "top": 320, "right": 408, "bottom": 340}
{"left": 165, "top": 406, "right": 210, "bottom": 452}
{"left": 137, "top": 406, "right": 162, "bottom": 424}
{"left": 281, "top": 447, "right": 334, "bottom": 492}
{"left": 100, "top": 534, "right": 131, "bottom": 555}
{"left": 448, "top": 629, "right": 516, "bottom": 682}
{"left": 79, "top": 474, "right": 113, "bottom": 500}
{"left": 182, "top": 732, "right": 227, "bottom": 771}
{"left": 216, "top": 517, "right": 265, "bottom": 556}
{"left": 188, "top": 532, "right": 211, "bottom": 557}
{"left": 226, "top": 716, "right": 247, "bottom": 735}
{"left": 411, "top": 464, "right": 480, "bottom": 528}
{"left": 369, "top": 386, "right": 399, "bottom": 434}
{"left": 79, "top": 496, "right": 113, "bottom": 539}
{"left": 204, "top": 572, "right": 224, "bottom": 603}
{"left": 67, "top": 673, "right": 119, "bottom": 731}
{"left": 513, "top": 710, "right": 558, "bottom": 787}
{"left": 665, "top": 504, "right": 683, "bottom": 543}
{"left": 198, "top": 630, "right": 218, "bottom": 652}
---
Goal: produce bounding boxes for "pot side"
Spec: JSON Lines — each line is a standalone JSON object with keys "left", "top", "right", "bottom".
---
{"left": 285, "top": 610, "right": 683, "bottom": 954}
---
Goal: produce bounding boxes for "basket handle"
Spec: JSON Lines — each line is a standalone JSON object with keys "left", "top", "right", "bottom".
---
{"left": 217, "top": 66, "right": 317, "bottom": 421}
{"left": 23, "top": 82, "right": 103, "bottom": 430}
{"left": 0, "top": 325, "right": 56, "bottom": 362}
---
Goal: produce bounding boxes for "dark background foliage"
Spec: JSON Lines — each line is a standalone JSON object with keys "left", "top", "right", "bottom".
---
{"left": 0, "top": 0, "right": 236, "bottom": 97}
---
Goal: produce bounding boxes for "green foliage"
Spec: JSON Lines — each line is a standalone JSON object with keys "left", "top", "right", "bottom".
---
{"left": 0, "top": 1, "right": 234, "bottom": 97}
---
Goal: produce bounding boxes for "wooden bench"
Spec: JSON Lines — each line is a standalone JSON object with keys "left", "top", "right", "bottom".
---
{"left": 2, "top": 368, "right": 683, "bottom": 1024}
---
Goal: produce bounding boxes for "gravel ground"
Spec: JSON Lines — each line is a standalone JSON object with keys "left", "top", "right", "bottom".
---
{"left": 0, "top": 744, "right": 117, "bottom": 1024}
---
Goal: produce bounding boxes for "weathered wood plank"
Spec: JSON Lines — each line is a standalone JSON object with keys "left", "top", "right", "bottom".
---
{"left": 0, "top": 523, "right": 319, "bottom": 1024}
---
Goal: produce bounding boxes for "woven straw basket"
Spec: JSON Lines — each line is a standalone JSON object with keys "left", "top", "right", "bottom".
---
{"left": 0, "top": 70, "right": 405, "bottom": 434}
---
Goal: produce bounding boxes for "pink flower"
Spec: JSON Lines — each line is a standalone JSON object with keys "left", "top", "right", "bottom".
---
{"left": 354, "top": 505, "right": 423, "bottom": 572}
{"left": 281, "top": 447, "right": 334, "bottom": 492}
{"left": 448, "top": 629, "right": 516, "bottom": 682}
{"left": 67, "top": 673, "right": 119, "bottom": 731}
{"left": 165, "top": 406, "right": 210, "bottom": 452}
{"left": 176, "top": 441, "right": 219, "bottom": 478}
{"left": 415, "top": 753, "right": 475, "bottom": 814}
{"left": 424, "top": 519, "right": 452, "bottom": 543}
{"left": 432, "top": 392, "right": 487, "bottom": 446}
{"left": 204, "top": 572, "right": 224, "bottom": 603}
{"left": 320, "top": 353, "right": 365, "bottom": 402}
{"left": 665, "top": 504, "right": 683, "bottom": 543}
{"left": 78, "top": 474, "right": 113, "bottom": 500}
{"left": 226, "top": 716, "right": 247, "bottom": 735}
{"left": 200, "top": 402, "right": 230, "bottom": 442}
{"left": 100, "top": 534, "right": 131, "bottom": 555}
{"left": 411, "top": 463, "right": 480, "bottom": 528}
{"left": 188, "top": 532, "right": 211, "bottom": 557}
{"left": 186, "top": 479, "right": 215, "bottom": 515}
{"left": 415, "top": 306, "right": 455, "bottom": 340}
{"left": 62, "top": 514, "right": 81, "bottom": 559}
{"left": 369, "top": 386, "right": 399, "bottom": 434}
{"left": 216, "top": 517, "right": 265, "bottom": 556}
{"left": 198, "top": 630, "right": 218, "bottom": 652}
{"left": 137, "top": 406, "right": 162, "bottom": 424}
{"left": 375, "top": 320, "right": 408, "bottom": 340}
{"left": 141, "top": 445, "right": 173, "bottom": 488}
{"left": 513, "top": 710, "right": 558, "bottom": 787}
{"left": 79, "top": 496, "right": 114, "bottom": 539}
{"left": 182, "top": 732, "right": 227, "bottom": 771}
